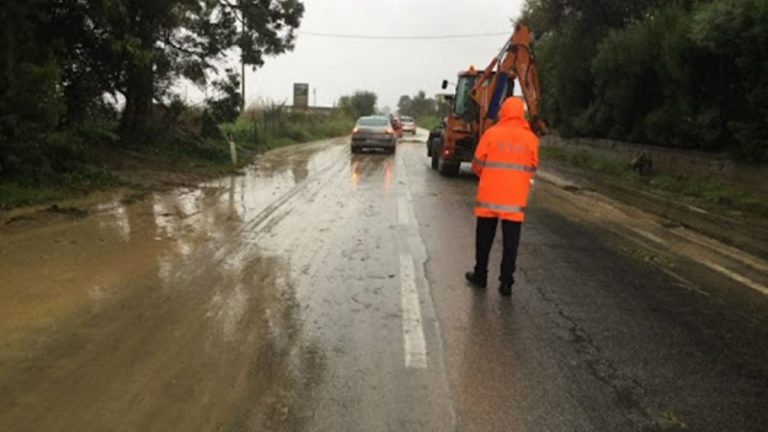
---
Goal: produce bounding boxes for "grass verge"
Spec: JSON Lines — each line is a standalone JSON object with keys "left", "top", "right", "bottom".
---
{"left": 1, "top": 166, "right": 138, "bottom": 210}
{"left": 416, "top": 116, "right": 441, "bottom": 131}
{"left": 540, "top": 146, "right": 768, "bottom": 218}
{"left": 220, "top": 107, "right": 354, "bottom": 153}
{"left": 1, "top": 108, "right": 353, "bottom": 211}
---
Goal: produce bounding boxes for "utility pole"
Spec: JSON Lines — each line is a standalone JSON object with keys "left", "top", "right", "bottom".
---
{"left": 313, "top": 88, "right": 317, "bottom": 107}
{"left": 241, "top": 56, "right": 246, "bottom": 112}
{"left": 239, "top": 0, "right": 246, "bottom": 113}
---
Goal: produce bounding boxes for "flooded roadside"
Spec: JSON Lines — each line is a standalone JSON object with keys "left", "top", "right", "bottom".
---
{"left": 0, "top": 138, "right": 347, "bottom": 431}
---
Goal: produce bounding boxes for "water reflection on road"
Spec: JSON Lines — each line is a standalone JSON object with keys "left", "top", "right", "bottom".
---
{"left": 0, "top": 133, "right": 457, "bottom": 431}
{"left": 0, "top": 138, "right": 350, "bottom": 431}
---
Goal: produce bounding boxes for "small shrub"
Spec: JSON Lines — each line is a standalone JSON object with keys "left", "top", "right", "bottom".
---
{"left": 228, "top": 103, "right": 354, "bottom": 150}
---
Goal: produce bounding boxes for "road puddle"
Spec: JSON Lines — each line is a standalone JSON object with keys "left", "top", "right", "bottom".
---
{"left": 0, "top": 139, "right": 348, "bottom": 431}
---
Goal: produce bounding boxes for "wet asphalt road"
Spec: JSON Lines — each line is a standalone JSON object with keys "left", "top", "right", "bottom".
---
{"left": 1, "top": 131, "right": 767, "bottom": 431}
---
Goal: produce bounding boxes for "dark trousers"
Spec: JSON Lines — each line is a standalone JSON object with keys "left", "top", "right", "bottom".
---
{"left": 474, "top": 217, "right": 522, "bottom": 284}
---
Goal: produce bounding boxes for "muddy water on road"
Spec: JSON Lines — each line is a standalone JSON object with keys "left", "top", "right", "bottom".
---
{"left": 0, "top": 136, "right": 452, "bottom": 431}
{"left": 0, "top": 139, "right": 345, "bottom": 431}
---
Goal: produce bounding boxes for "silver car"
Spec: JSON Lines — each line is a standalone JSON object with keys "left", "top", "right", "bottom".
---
{"left": 351, "top": 116, "right": 397, "bottom": 154}
{"left": 400, "top": 116, "right": 416, "bottom": 134}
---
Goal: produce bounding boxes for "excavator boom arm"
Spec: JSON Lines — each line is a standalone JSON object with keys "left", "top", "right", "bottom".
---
{"left": 470, "top": 24, "right": 547, "bottom": 136}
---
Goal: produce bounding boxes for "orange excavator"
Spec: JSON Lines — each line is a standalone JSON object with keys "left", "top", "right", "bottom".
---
{"left": 427, "top": 24, "right": 547, "bottom": 175}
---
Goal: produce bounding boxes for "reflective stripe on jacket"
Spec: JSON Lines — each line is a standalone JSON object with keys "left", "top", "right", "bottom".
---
{"left": 473, "top": 97, "right": 539, "bottom": 222}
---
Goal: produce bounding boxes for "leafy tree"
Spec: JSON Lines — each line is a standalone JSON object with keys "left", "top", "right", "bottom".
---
{"left": 690, "top": 0, "right": 768, "bottom": 160}
{"left": 522, "top": 0, "right": 767, "bottom": 161}
{"left": 522, "top": 0, "right": 666, "bottom": 136}
{"left": 397, "top": 90, "right": 436, "bottom": 118}
{"left": 206, "top": 69, "right": 242, "bottom": 123}
{"left": 338, "top": 91, "right": 377, "bottom": 117}
{"left": 113, "top": 0, "right": 305, "bottom": 132}
{"left": 0, "top": 0, "right": 307, "bottom": 183}
{"left": 48, "top": 0, "right": 119, "bottom": 125}
{"left": 522, "top": 0, "right": 665, "bottom": 33}
{"left": 397, "top": 95, "right": 412, "bottom": 115}
{"left": 590, "top": 6, "right": 697, "bottom": 144}
{"left": 0, "top": 0, "right": 66, "bottom": 177}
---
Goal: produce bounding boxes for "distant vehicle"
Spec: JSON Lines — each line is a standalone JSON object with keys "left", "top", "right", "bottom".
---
{"left": 388, "top": 114, "right": 404, "bottom": 138}
{"left": 351, "top": 116, "right": 397, "bottom": 154}
{"left": 400, "top": 116, "right": 416, "bottom": 134}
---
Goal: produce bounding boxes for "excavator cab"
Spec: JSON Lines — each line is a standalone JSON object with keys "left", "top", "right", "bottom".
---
{"left": 448, "top": 67, "right": 517, "bottom": 127}
{"left": 429, "top": 24, "right": 546, "bottom": 176}
{"left": 453, "top": 75, "right": 476, "bottom": 122}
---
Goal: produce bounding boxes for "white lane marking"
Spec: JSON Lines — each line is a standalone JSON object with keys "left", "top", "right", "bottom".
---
{"left": 536, "top": 170, "right": 580, "bottom": 189}
{"left": 398, "top": 195, "right": 410, "bottom": 226}
{"left": 668, "top": 227, "right": 768, "bottom": 273}
{"left": 400, "top": 253, "right": 428, "bottom": 369}
{"left": 700, "top": 260, "right": 768, "bottom": 296}
{"left": 659, "top": 268, "right": 710, "bottom": 297}
{"left": 627, "top": 228, "right": 768, "bottom": 296}
{"left": 629, "top": 227, "right": 665, "bottom": 244}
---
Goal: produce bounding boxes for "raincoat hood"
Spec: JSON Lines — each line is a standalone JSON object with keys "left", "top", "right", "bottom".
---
{"left": 499, "top": 97, "right": 526, "bottom": 121}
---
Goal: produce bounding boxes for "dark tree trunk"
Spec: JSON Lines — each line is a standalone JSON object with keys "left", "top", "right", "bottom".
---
{"left": 121, "top": 61, "right": 154, "bottom": 133}
{"left": 120, "top": 1, "right": 155, "bottom": 134}
{"left": 1, "top": 10, "right": 15, "bottom": 92}
{"left": 63, "top": 79, "right": 90, "bottom": 125}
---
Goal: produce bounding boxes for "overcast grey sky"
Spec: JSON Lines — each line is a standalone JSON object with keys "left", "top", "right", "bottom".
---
{"left": 188, "top": 0, "right": 527, "bottom": 111}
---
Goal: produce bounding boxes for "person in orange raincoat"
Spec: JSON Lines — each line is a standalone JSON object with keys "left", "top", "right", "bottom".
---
{"left": 465, "top": 97, "right": 539, "bottom": 296}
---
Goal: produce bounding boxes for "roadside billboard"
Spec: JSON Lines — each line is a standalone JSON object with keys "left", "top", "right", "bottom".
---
{"left": 293, "top": 83, "right": 309, "bottom": 109}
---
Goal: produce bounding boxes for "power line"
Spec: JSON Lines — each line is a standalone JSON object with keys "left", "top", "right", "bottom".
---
{"left": 297, "top": 31, "right": 511, "bottom": 40}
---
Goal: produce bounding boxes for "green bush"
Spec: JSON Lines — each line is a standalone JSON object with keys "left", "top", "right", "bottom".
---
{"left": 416, "top": 116, "right": 440, "bottom": 131}
{"left": 691, "top": 0, "right": 768, "bottom": 161}
{"left": 222, "top": 104, "right": 354, "bottom": 151}
{"left": 525, "top": 0, "right": 768, "bottom": 162}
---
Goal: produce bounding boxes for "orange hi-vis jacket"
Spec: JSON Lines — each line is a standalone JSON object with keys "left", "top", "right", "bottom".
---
{"left": 472, "top": 97, "right": 539, "bottom": 222}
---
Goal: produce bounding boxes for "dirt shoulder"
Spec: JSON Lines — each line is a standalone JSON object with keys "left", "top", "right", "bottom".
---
{"left": 102, "top": 147, "right": 246, "bottom": 189}
{"left": 0, "top": 148, "right": 249, "bottom": 236}
{"left": 538, "top": 157, "right": 768, "bottom": 258}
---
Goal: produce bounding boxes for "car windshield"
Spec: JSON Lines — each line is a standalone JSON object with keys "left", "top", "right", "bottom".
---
{"left": 357, "top": 117, "right": 389, "bottom": 126}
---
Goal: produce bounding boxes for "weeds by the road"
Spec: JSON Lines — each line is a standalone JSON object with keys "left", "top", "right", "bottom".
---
{"left": 540, "top": 146, "right": 768, "bottom": 218}
{"left": 416, "top": 116, "right": 441, "bottom": 131}
{"left": 0, "top": 166, "right": 119, "bottom": 210}
{"left": 221, "top": 104, "right": 354, "bottom": 152}
{"left": 0, "top": 104, "right": 353, "bottom": 211}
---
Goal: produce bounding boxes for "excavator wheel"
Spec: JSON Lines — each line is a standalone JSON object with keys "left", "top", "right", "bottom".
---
{"left": 430, "top": 138, "right": 441, "bottom": 170}
{"left": 438, "top": 157, "right": 460, "bottom": 176}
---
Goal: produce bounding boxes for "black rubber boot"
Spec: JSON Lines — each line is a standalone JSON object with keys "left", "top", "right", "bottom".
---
{"left": 499, "top": 278, "right": 514, "bottom": 297}
{"left": 465, "top": 272, "right": 487, "bottom": 288}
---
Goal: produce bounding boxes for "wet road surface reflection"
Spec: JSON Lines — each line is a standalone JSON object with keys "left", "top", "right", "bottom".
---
{"left": 0, "top": 135, "right": 453, "bottom": 431}
{"left": 0, "top": 139, "right": 348, "bottom": 431}
{"left": 4, "top": 131, "right": 765, "bottom": 431}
